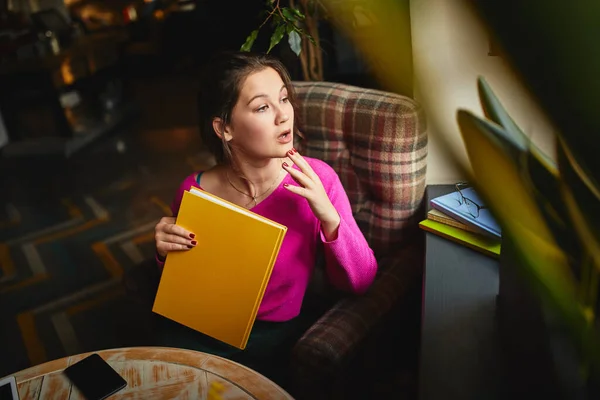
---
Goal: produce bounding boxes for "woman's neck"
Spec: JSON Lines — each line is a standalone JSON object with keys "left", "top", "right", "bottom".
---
{"left": 226, "top": 156, "right": 285, "bottom": 196}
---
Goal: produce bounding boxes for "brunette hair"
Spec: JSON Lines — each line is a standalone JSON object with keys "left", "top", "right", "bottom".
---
{"left": 197, "top": 51, "right": 300, "bottom": 164}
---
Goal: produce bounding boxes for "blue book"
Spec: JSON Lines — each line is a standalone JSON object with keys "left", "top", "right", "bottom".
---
{"left": 430, "top": 187, "right": 502, "bottom": 239}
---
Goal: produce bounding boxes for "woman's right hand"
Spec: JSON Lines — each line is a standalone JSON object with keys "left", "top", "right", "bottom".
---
{"left": 155, "top": 216, "right": 196, "bottom": 259}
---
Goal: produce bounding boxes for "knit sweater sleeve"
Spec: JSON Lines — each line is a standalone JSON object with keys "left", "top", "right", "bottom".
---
{"left": 317, "top": 163, "right": 378, "bottom": 294}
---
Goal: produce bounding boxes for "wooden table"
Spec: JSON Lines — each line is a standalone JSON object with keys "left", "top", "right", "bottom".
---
{"left": 8, "top": 347, "right": 293, "bottom": 399}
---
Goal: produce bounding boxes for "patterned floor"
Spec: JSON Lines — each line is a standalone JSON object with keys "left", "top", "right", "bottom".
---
{"left": 0, "top": 73, "right": 216, "bottom": 376}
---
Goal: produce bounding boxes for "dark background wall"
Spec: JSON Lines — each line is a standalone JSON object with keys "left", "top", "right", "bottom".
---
{"left": 180, "top": 0, "right": 413, "bottom": 95}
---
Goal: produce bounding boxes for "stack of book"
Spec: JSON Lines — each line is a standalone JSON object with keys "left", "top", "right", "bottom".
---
{"left": 420, "top": 187, "right": 502, "bottom": 258}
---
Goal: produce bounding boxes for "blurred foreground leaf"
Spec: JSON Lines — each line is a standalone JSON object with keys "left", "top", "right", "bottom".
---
{"left": 477, "top": 78, "right": 581, "bottom": 270}
{"left": 458, "top": 110, "right": 600, "bottom": 366}
{"left": 472, "top": 1, "right": 600, "bottom": 206}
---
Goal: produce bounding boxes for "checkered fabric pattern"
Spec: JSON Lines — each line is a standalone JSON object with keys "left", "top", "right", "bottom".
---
{"left": 289, "top": 81, "right": 427, "bottom": 396}
{"left": 293, "top": 81, "right": 427, "bottom": 257}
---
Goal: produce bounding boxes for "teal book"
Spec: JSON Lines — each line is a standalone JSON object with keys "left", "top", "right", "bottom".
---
{"left": 430, "top": 187, "right": 501, "bottom": 239}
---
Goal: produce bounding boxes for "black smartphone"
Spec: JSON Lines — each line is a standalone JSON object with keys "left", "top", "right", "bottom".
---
{"left": 0, "top": 376, "right": 19, "bottom": 400}
{"left": 63, "top": 354, "right": 127, "bottom": 400}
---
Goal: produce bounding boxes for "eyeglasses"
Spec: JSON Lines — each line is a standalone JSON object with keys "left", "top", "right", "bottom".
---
{"left": 454, "top": 182, "right": 487, "bottom": 218}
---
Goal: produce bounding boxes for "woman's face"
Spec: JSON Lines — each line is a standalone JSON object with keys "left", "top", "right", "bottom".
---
{"left": 221, "top": 67, "right": 294, "bottom": 161}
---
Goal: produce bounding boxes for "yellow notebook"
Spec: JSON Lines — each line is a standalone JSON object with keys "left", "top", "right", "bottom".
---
{"left": 419, "top": 219, "right": 501, "bottom": 258}
{"left": 152, "top": 187, "right": 287, "bottom": 349}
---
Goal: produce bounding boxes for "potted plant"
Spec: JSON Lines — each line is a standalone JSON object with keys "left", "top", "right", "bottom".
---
{"left": 240, "top": 0, "right": 383, "bottom": 83}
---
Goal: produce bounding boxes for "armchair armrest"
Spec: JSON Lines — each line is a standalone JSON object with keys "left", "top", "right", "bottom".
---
{"left": 290, "top": 241, "right": 424, "bottom": 384}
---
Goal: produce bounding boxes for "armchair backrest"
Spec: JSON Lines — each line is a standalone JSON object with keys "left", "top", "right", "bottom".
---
{"left": 293, "top": 81, "right": 427, "bottom": 259}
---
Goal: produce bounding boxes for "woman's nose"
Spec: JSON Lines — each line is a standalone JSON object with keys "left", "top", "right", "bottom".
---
{"left": 277, "top": 110, "right": 290, "bottom": 125}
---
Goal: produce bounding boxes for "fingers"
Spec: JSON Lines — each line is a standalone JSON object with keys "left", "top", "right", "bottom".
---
{"left": 286, "top": 148, "right": 318, "bottom": 180}
{"left": 155, "top": 233, "right": 196, "bottom": 258}
{"left": 159, "top": 216, "right": 176, "bottom": 225}
{"left": 166, "top": 223, "right": 195, "bottom": 239}
{"left": 282, "top": 161, "right": 310, "bottom": 188}
{"left": 158, "top": 241, "right": 194, "bottom": 253}
{"left": 283, "top": 148, "right": 321, "bottom": 199}
{"left": 155, "top": 216, "right": 197, "bottom": 258}
{"left": 160, "top": 233, "right": 195, "bottom": 247}
{"left": 283, "top": 181, "right": 309, "bottom": 198}
{"left": 157, "top": 216, "right": 195, "bottom": 239}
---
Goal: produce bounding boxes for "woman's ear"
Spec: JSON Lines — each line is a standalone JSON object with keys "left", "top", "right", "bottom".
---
{"left": 212, "top": 118, "right": 233, "bottom": 142}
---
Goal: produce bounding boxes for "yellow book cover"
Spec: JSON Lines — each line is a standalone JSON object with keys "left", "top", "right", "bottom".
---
{"left": 419, "top": 219, "right": 501, "bottom": 259}
{"left": 152, "top": 187, "right": 287, "bottom": 349}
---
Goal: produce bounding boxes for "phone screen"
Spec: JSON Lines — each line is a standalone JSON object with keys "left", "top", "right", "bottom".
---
{"left": 63, "top": 354, "right": 127, "bottom": 400}
{"left": 0, "top": 376, "right": 19, "bottom": 400}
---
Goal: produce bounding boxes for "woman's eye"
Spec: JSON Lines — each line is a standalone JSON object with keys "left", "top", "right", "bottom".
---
{"left": 256, "top": 105, "right": 268, "bottom": 112}
{"left": 281, "top": 97, "right": 289, "bottom": 103}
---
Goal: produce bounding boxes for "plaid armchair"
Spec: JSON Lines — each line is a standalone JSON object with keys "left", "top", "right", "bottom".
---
{"left": 122, "top": 80, "right": 427, "bottom": 398}
{"left": 289, "top": 81, "right": 428, "bottom": 398}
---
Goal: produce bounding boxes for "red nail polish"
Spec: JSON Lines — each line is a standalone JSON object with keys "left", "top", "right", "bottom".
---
{"left": 283, "top": 183, "right": 289, "bottom": 187}
{"left": 187, "top": 245, "right": 193, "bottom": 249}
{"left": 288, "top": 149, "right": 294, "bottom": 156}
{"left": 292, "top": 147, "right": 297, "bottom": 154}
{"left": 189, "top": 233, "right": 195, "bottom": 239}
{"left": 282, "top": 162, "right": 288, "bottom": 167}
{"left": 191, "top": 240, "right": 197, "bottom": 245}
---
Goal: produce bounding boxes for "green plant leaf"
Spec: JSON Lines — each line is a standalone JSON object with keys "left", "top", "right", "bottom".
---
{"left": 288, "top": 30, "right": 302, "bottom": 56}
{"left": 271, "top": 12, "right": 282, "bottom": 28}
{"left": 285, "top": 24, "right": 315, "bottom": 47}
{"left": 558, "top": 140, "right": 600, "bottom": 273}
{"left": 475, "top": 78, "right": 581, "bottom": 268}
{"left": 267, "top": 24, "right": 286, "bottom": 53}
{"left": 478, "top": 78, "right": 528, "bottom": 146}
{"left": 478, "top": 77, "right": 556, "bottom": 171}
{"left": 561, "top": 140, "right": 600, "bottom": 204}
{"left": 282, "top": 7, "right": 295, "bottom": 22}
{"left": 282, "top": 7, "right": 304, "bottom": 22}
{"left": 240, "top": 30, "right": 259, "bottom": 52}
{"left": 472, "top": 1, "right": 600, "bottom": 211}
{"left": 457, "top": 110, "right": 577, "bottom": 295}
{"left": 457, "top": 109, "right": 600, "bottom": 368}
{"left": 290, "top": 6, "right": 305, "bottom": 19}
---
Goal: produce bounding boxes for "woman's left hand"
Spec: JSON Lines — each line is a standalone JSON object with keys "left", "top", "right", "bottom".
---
{"left": 282, "top": 148, "right": 341, "bottom": 238}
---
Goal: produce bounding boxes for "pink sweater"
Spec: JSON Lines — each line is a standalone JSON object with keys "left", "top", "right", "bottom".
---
{"left": 157, "top": 157, "right": 378, "bottom": 322}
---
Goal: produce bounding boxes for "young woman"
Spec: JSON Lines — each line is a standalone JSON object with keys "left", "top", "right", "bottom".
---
{"left": 152, "top": 51, "right": 377, "bottom": 386}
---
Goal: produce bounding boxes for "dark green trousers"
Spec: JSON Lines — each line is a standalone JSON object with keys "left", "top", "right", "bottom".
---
{"left": 124, "top": 260, "right": 323, "bottom": 389}
{"left": 151, "top": 310, "right": 318, "bottom": 390}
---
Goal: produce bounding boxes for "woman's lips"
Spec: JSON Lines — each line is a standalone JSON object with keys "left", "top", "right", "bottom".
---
{"left": 277, "top": 130, "right": 293, "bottom": 144}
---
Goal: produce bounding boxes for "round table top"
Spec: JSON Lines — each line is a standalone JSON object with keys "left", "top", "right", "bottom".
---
{"left": 9, "top": 347, "right": 294, "bottom": 399}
